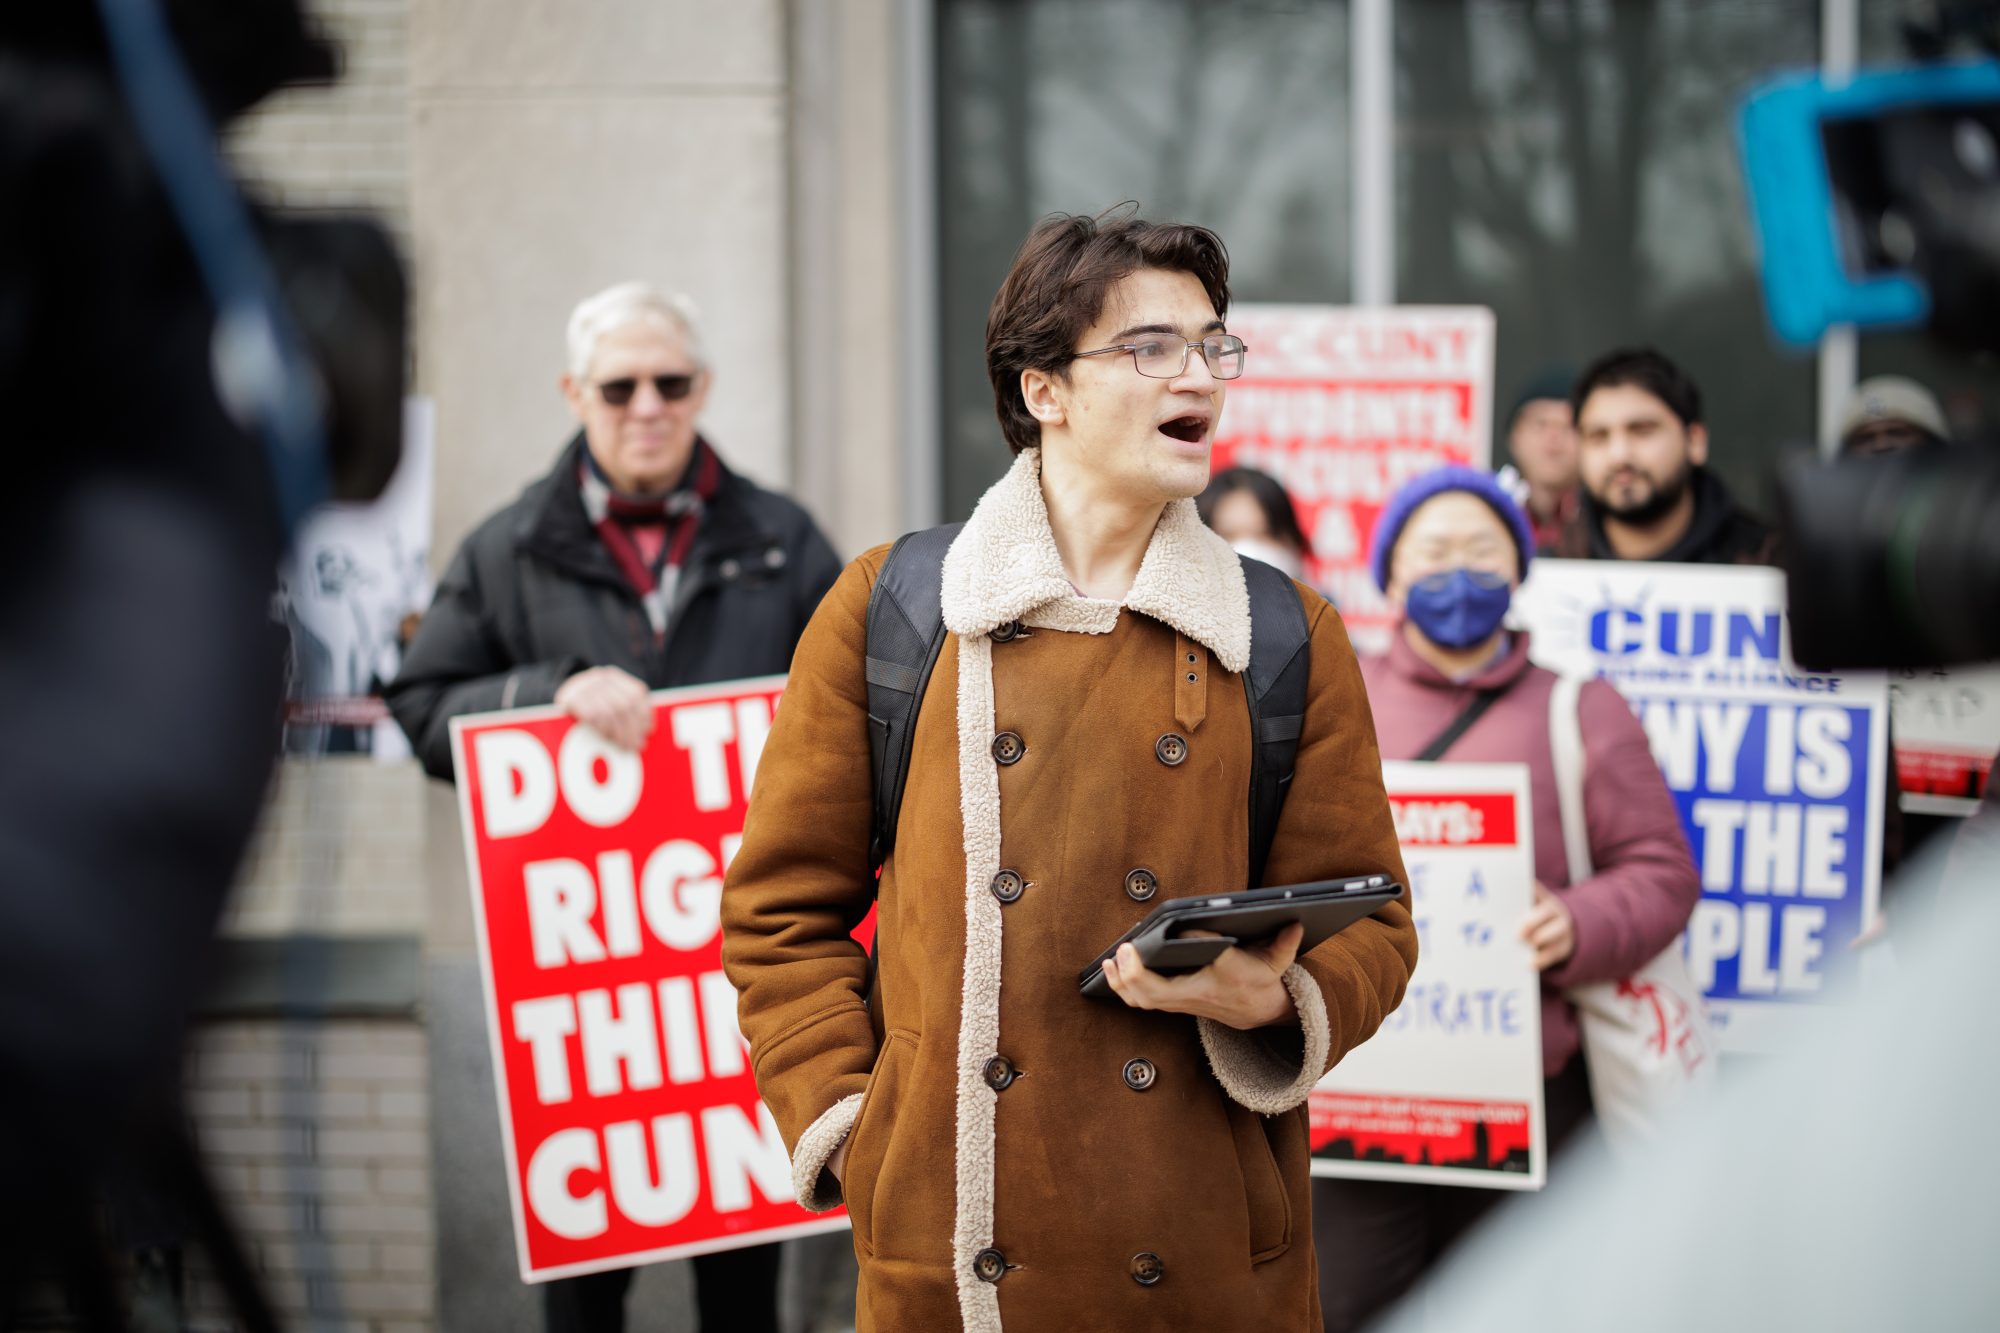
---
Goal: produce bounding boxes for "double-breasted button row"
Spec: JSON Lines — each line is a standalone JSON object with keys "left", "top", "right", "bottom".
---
{"left": 1122, "top": 1057, "right": 1157, "bottom": 1091}
{"left": 998, "top": 866, "right": 1156, "bottom": 903}
{"left": 998, "top": 729, "right": 1182, "bottom": 767}
{"left": 976, "top": 1245, "right": 1154, "bottom": 1286}
{"left": 983, "top": 1055, "right": 1017, "bottom": 1091}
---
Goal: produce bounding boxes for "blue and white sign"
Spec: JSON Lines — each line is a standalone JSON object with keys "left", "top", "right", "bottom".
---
{"left": 1512, "top": 561, "right": 1889, "bottom": 1052}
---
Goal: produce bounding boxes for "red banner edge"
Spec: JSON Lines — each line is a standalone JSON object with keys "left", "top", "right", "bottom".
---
{"left": 518, "top": 1214, "right": 854, "bottom": 1285}
{"left": 448, "top": 711, "right": 545, "bottom": 1285}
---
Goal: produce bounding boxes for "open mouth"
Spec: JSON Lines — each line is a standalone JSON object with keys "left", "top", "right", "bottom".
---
{"left": 1159, "top": 415, "right": 1208, "bottom": 444}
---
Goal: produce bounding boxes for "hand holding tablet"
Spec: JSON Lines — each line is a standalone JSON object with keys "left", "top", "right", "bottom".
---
{"left": 1079, "top": 875, "right": 1404, "bottom": 1002}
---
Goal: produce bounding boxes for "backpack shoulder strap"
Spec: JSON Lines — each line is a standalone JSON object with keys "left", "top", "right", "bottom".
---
{"left": 865, "top": 522, "right": 963, "bottom": 872}
{"left": 1239, "top": 557, "right": 1311, "bottom": 889}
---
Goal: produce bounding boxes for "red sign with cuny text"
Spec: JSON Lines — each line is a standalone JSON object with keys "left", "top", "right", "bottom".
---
{"left": 1211, "top": 306, "right": 1495, "bottom": 654}
{"left": 450, "top": 676, "right": 850, "bottom": 1282}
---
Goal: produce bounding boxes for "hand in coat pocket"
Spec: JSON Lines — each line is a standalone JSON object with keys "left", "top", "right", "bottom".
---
{"left": 1099, "top": 921, "right": 1304, "bottom": 1029}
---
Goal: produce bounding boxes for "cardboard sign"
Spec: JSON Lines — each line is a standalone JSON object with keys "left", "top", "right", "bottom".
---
{"left": 450, "top": 677, "right": 850, "bottom": 1282}
{"left": 1311, "top": 762, "right": 1546, "bottom": 1191}
{"left": 1512, "top": 561, "right": 1889, "bottom": 1052}
{"left": 1211, "top": 305, "right": 1495, "bottom": 652}
{"left": 1888, "top": 663, "right": 2000, "bottom": 816}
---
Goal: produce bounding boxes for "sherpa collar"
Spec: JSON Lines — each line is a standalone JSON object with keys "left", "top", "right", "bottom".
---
{"left": 940, "top": 448, "right": 1253, "bottom": 673}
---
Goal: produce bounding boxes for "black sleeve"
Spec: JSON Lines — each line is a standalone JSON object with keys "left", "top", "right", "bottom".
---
{"left": 384, "top": 540, "right": 583, "bottom": 781}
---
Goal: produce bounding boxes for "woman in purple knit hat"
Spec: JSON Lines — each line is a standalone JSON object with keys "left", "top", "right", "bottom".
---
{"left": 1313, "top": 466, "right": 1700, "bottom": 1333}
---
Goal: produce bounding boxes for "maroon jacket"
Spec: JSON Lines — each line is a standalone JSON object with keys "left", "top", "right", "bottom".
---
{"left": 1360, "top": 629, "right": 1700, "bottom": 1076}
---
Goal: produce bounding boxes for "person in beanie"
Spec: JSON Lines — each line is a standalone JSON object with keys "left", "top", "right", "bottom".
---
{"left": 722, "top": 209, "right": 1417, "bottom": 1331}
{"left": 387, "top": 282, "right": 841, "bottom": 1333}
{"left": 1313, "top": 466, "right": 1699, "bottom": 1333}
{"left": 1493, "top": 367, "right": 1581, "bottom": 551}
{"left": 1836, "top": 375, "right": 1951, "bottom": 457}
{"left": 1551, "top": 347, "right": 1777, "bottom": 565}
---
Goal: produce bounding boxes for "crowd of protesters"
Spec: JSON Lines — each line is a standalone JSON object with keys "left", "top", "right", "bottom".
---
{"left": 381, "top": 216, "right": 1987, "bottom": 1331}
{"left": 1192, "top": 346, "right": 1983, "bottom": 1326}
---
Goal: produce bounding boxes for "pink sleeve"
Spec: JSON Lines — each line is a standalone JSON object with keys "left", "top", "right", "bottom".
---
{"left": 1543, "top": 679, "right": 1701, "bottom": 988}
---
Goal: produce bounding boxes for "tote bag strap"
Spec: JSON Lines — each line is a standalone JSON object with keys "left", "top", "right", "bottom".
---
{"left": 1548, "top": 673, "right": 1594, "bottom": 881}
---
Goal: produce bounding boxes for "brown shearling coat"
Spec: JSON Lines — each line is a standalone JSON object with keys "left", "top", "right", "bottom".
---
{"left": 721, "top": 450, "right": 1416, "bottom": 1331}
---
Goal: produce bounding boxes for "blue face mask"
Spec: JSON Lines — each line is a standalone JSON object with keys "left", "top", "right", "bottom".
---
{"left": 1404, "top": 568, "right": 1513, "bottom": 649}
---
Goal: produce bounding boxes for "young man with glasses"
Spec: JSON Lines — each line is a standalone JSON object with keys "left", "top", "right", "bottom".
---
{"left": 721, "top": 210, "right": 1416, "bottom": 1330}
{"left": 387, "top": 281, "right": 840, "bottom": 1333}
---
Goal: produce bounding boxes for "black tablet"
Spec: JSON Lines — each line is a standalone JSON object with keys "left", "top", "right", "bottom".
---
{"left": 1077, "top": 874, "right": 1405, "bottom": 1000}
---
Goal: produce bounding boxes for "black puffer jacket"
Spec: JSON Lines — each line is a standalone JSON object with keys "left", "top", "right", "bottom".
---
{"left": 388, "top": 433, "right": 842, "bottom": 780}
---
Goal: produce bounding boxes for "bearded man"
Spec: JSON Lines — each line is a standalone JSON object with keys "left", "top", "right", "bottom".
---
{"left": 1551, "top": 347, "right": 1776, "bottom": 565}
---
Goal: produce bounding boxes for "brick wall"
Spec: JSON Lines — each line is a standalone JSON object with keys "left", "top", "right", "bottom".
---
{"left": 226, "top": 757, "right": 430, "bottom": 938}
{"left": 225, "top": 0, "right": 413, "bottom": 249}
{"left": 186, "top": 1022, "right": 434, "bottom": 1332}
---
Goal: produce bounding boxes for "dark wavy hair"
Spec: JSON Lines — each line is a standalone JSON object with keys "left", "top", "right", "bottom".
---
{"left": 1196, "top": 467, "right": 1313, "bottom": 558}
{"left": 1571, "top": 346, "right": 1704, "bottom": 428}
{"left": 985, "top": 206, "right": 1231, "bottom": 455}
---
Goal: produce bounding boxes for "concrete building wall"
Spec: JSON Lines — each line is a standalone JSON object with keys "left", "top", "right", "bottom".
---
{"left": 226, "top": 758, "right": 430, "bottom": 939}
{"left": 408, "top": 0, "right": 795, "bottom": 564}
{"left": 789, "top": 0, "right": 937, "bottom": 555}
{"left": 227, "top": 0, "right": 927, "bottom": 563}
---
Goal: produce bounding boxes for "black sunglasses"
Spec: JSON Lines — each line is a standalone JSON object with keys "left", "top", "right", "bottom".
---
{"left": 595, "top": 374, "right": 697, "bottom": 407}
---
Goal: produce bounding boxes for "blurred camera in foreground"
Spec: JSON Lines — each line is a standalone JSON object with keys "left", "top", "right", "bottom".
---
{"left": 1776, "top": 443, "right": 2000, "bottom": 671}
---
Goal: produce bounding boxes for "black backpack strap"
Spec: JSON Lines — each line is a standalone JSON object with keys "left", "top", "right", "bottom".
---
{"left": 865, "top": 522, "right": 964, "bottom": 872}
{"left": 1239, "top": 556, "right": 1311, "bottom": 889}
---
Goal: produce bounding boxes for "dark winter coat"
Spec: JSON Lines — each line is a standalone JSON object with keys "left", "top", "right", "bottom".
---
{"left": 1551, "top": 466, "right": 1778, "bottom": 565}
{"left": 386, "top": 433, "right": 841, "bottom": 779}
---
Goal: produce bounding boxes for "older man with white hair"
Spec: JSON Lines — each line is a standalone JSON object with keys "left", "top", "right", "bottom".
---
{"left": 388, "top": 281, "right": 841, "bottom": 1333}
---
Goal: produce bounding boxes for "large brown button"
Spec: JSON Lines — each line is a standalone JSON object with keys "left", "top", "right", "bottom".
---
{"left": 991, "top": 620, "right": 1024, "bottom": 643}
{"left": 990, "top": 869, "right": 1025, "bottom": 903}
{"left": 983, "top": 1055, "right": 1017, "bottom": 1091}
{"left": 1122, "top": 1057, "right": 1157, "bottom": 1091}
{"left": 1131, "top": 1251, "right": 1164, "bottom": 1286}
{"left": 992, "top": 731, "right": 1026, "bottom": 765}
{"left": 1124, "top": 868, "right": 1158, "bottom": 902}
{"left": 1155, "top": 733, "right": 1188, "bottom": 766}
{"left": 974, "top": 1248, "right": 1008, "bottom": 1283}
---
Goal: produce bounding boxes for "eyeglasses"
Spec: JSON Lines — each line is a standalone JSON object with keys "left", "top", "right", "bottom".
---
{"left": 1073, "top": 333, "right": 1248, "bottom": 381}
{"left": 595, "top": 374, "right": 697, "bottom": 407}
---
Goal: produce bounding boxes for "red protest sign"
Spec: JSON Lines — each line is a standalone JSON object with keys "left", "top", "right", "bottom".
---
{"left": 450, "top": 676, "right": 850, "bottom": 1282}
{"left": 1212, "top": 305, "right": 1494, "bottom": 652}
{"left": 1389, "top": 792, "right": 1521, "bottom": 847}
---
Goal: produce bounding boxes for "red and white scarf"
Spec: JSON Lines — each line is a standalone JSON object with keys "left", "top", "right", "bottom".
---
{"left": 578, "top": 439, "right": 722, "bottom": 642}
